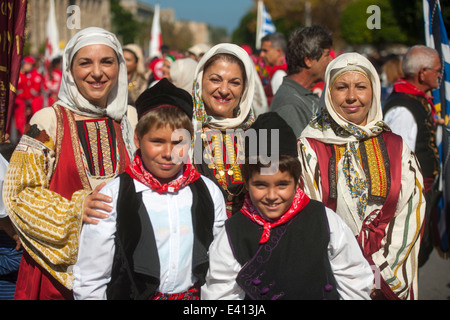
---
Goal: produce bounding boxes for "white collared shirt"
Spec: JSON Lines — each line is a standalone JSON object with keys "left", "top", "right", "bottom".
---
{"left": 73, "top": 175, "right": 226, "bottom": 300}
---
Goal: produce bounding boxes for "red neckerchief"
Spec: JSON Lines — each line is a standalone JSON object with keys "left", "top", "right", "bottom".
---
{"left": 125, "top": 150, "right": 201, "bottom": 194}
{"left": 392, "top": 78, "right": 436, "bottom": 119}
{"left": 268, "top": 62, "right": 287, "bottom": 77}
{"left": 240, "top": 187, "right": 310, "bottom": 244}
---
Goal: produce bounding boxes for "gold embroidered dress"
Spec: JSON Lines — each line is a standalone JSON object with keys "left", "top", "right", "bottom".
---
{"left": 191, "top": 44, "right": 256, "bottom": 217}
{"left": 298, "top": 53, "right": 425, "bottom": 300}
{"left": 2, "top": 27, "right": 137, "bottom": 295}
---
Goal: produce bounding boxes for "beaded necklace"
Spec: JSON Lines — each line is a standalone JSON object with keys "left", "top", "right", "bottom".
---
{"left": 201, "top": 128, "right": 245, "bottom": 201}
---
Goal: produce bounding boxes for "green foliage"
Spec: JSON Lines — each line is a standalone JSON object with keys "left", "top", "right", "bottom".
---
{"left": 231, "top": 11, "right": 257, "bottom": 47}
{"left": 110, "top": 0, "right": 141, "bottom": 44}
{"left": 340, "top": 0, "right": 407, "bottom": 46}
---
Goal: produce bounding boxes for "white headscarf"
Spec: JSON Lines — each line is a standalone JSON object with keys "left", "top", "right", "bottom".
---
{"left": 302, "top": 52, "right": 388, "bottom": 144}
{"left": 192, "top": 43, "right": 256, "bottom": 131}
{"left": 170, "top": 57, "right": 198, "bottom": 94}
{"left": 123, "top": 43, "right": 146, "bottom": 77}
{"left": 57, "top": 27, "right": 129, "bottom": 121}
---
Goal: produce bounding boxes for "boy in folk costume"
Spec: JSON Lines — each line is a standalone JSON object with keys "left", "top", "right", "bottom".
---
{"left": 201, "top": 113, "right": 374, "bottom": 300}
{"left": 73, "top": 79, "right": 227, "bottom": 300}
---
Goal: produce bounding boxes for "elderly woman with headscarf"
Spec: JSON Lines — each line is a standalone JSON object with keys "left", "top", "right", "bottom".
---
{"left": 192, "top": 43, "right": 256, "bottom": 217}
{"left": 2, "top": 27, "right": 137, "bottom": 300}
{"left": 298, "top": 52, "right": 425, "bottom": 300}
{"left": 123, "top": 43, "right": 148, "bottom": 106}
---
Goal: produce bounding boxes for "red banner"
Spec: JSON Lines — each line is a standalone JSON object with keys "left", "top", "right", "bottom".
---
{"left": 0, "top": 0, "right": 27, "bottom": 139}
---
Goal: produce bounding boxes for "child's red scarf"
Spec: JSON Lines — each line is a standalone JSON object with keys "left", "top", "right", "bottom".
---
{"left": 240, "top": 188, "right": 310, "bottom": 244}
{"left": 125, "top": 150, "right": 201, "bottom": 194}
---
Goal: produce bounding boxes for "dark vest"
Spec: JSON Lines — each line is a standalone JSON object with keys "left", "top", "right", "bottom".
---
{"left": 226, "top": 200, "right": 339, "bottom": 300}
{"left": 106, "top": 173, "right": 215, "bottom": 300}
{"left": 383, "top": 92, "right": 440, "bottom": 178}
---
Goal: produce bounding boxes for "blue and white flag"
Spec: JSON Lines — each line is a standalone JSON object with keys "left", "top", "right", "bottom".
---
{"left": 256, "top": 0, "right": 276, "bottom": 49}
{"left": 423, "top": 0, "right": 450, "bottom": 253}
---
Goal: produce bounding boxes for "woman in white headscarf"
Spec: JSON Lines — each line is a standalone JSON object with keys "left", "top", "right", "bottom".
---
{"left": 123, "top": 43, "right": 148, "bottom": 106}
{"left": 298, "top": 52, "right": 425, "bottom": 300}
{"left": 3, "top": 27, "right": 137, "bottom": 300}
{"left": 192, "top": 43, "right": 256, "bottom": 217}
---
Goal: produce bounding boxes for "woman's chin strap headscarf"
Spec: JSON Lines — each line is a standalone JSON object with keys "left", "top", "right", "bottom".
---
{"left": 192, "top": 43, "right": 256, "bottom": 132}
{"left": 302, "top": 52, "right": 389, "bottom": 143}
{"left": 56, "top": 27, "right": 129, "bottom": 122}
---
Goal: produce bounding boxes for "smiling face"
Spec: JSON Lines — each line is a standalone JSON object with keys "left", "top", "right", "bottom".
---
{"left": 330, "top": 71, "right": 373, "bottom": 126}
{"left": 71, "top": 44, "right": 119, "bottom": 108}
{"left": 247, "top": 169, "right": 297, "bottom": 221}
{"left": 134, "top": 124, "right": 189, "bottom": 184}
{"left": 201, "top": 57, "right": 245, "bottom": 118}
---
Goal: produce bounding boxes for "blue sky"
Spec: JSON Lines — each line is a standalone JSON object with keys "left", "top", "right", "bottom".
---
{"left": 140, "top": 0, "right": 255, "bottom": 34}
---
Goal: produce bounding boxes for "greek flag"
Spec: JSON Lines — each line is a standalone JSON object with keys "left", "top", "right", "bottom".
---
{"left": 256, "top": 1, "right": 276, "bottom": 49}
{"left": 424, "top": 0, "right": 450, "bottom": 253}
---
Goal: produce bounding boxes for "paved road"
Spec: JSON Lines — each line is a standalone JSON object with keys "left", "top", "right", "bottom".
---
{"left": 418, "top": 248, "right": 450, "bottom": 300}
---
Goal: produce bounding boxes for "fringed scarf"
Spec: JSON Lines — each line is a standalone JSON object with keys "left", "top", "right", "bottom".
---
{"left": 125, "top": 150, "right": 201, "bottom": 194}
{"left": 240, "top": 188, "right": 310, "bottom": 244}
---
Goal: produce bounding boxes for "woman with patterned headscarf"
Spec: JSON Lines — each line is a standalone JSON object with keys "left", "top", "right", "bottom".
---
{"left": 192, "top": 43, "right": 256, "bottom": 217}
{"left": 298, "top": 52, "right": 425, "bottom": 300}
{"left": 3, "top": 27, "right": 137, "bottom": 300}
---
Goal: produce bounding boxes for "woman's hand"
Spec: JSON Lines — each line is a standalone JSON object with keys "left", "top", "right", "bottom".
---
{"left": 83, "top": 182, "right": 113, "bottom": 225}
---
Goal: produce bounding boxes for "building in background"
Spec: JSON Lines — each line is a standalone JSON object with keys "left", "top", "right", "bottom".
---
{"left": 26, "top": 0, "right": 210, "bottom": 56}
{"left": 26, "top": 0, "right": 110, "bottom": 55}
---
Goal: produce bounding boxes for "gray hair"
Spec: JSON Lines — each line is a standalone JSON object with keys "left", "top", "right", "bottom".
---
{"left": 286, "top": 25, "right": 332, "bottom": 75}
{"left": 402, "top": 45, "right": 439, "bottom": 78}
{"left": 261, "top": 32, "right": 287, "bottom": 54}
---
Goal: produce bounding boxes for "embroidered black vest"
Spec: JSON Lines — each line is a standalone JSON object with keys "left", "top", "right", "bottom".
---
{"left": 383, "top": 92, "right": 440, "bottom": 178}
{"left": 106, "top": 173, "right": 215, "bottom": 300}
{"left": 226, "top": 200, "right": 339, "bottom": 300}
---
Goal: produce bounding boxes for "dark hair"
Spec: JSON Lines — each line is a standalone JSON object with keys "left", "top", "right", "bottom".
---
{"left": 286, "top": 25, "right": 332, "bottom": 75}
{"left": 202, "top": 53, "right": 247, "bottom": 88}
{"left": 123, "top": 48, "right": 139, "bottom": 62}
{"left": 135, "top": 106, "right": 193, "bottom": 139}
{"left": 261, "top": 32, "right": 287, "bottom": 54}
{"left": 242, "top": 155, "right": 302, "bottom": 186}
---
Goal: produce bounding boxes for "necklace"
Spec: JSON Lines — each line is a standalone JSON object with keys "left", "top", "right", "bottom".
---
{"left": 201, "top": 129, "right": 245, "bottom": 201}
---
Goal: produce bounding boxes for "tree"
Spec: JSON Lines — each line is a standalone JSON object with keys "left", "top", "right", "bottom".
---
{"left": 340, "top": 0, "right": 408, "bottom": 47}
{"left": 231, "top": 0, "right": 353, "bottom": 51}
{"left": 110, "top": 0, "right": 141, "bottom": 44}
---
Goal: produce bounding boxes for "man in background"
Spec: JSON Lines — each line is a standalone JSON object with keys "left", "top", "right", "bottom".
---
{"left": 270, "top": 26, "right": 333, "bottom": 137}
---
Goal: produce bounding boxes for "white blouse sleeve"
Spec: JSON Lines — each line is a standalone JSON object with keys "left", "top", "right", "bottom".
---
{"left": 72, "top": 178, "right": 120, "bottom": 300}
{"left": 383, "top": 107, "right": 417, "bottom": 152}
{"left": 201, "top": 226, "right": 244, "bottom": 300}
{"left": 326, "top": 207, "right": 374, "bottom": 300}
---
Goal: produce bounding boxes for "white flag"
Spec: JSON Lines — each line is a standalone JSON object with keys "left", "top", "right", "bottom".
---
{"left": 44, "top": 0, "right": 60, "bottom": 72}
{"left": 256, "top": 0, "right": 276, "bottom": 50}
{"left": 149, "top": 3, "right": 162, "bottom": 59}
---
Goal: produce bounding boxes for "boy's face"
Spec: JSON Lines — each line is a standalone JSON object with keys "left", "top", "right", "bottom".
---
{"left": 134, "top": 124, "right": 189, "bottom": 184}
{"left": 247, "top": 169, "right": 297, "bottom": 220}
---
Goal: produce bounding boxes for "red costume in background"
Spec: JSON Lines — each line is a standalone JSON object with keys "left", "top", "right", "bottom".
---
{"left": 14, "top": 57, "right": 44, "bottom": 135}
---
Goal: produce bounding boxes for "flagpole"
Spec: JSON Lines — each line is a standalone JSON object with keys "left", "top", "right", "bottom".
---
{"left": 256, "top": 0, "right": 263, "bottom": 50}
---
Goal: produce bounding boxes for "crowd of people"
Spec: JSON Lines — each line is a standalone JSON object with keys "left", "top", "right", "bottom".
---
{"left": 0, "top": 24, "right": 445, "bottom": 301}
